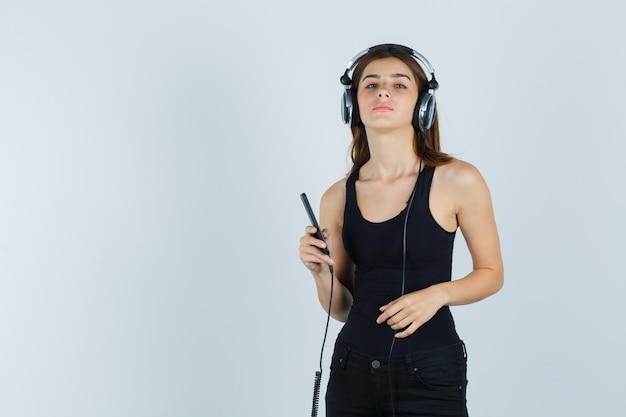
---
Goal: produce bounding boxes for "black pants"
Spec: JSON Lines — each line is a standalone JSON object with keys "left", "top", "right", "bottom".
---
{"left": 326, "top": 338, "right": 469, "bottom": 417}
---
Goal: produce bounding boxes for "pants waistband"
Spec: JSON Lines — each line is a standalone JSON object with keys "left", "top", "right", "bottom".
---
{"left": 333, "top": 338, "right": 466, "bottom": 373}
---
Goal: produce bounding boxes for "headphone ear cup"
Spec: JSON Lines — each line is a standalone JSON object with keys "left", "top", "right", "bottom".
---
{"left": 414, "top": 91, "right": 437, "bottom": 132}
{"left": 349, "top": 89, "right": 360, "bottom": 128}
{"left": 341, "top": 89, "right": 352, "bottom": 125}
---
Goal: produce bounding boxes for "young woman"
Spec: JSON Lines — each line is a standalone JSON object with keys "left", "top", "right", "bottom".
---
{"left": 299, "top": 44, "right": 503, "bottom": 417}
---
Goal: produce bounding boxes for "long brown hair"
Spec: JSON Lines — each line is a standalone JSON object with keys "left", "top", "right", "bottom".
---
{"left": 347, "top": 45, "right": 452, "bottom": 175}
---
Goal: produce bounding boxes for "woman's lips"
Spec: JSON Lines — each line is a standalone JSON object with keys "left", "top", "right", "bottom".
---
{"left": 373, "top": 103, "right": 393, "bottom": 111}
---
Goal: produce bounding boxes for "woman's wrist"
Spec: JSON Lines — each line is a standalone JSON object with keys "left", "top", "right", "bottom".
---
{"left": 430, "top": 283, "right": 451, "bottom": 307}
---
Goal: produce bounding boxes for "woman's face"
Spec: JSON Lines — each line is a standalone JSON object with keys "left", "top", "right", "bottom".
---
{"left": 356, "top": 57, "right": 419, "bottom": 131}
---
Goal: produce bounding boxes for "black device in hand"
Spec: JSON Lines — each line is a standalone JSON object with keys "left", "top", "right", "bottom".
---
{"left": 300, "top": 193, "right": 330, "bottom": 256}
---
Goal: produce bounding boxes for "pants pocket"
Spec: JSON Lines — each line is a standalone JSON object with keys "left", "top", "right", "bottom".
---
{"left": 412, "top": 356, "right": 467, "bottom": 392}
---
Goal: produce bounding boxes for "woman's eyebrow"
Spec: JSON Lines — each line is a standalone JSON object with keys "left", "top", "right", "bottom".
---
{"left": 391, "top": 73, "right": 412, "bottom": 80}
{"left": 362, "top": 74, "right": 381, "bottom": 81}
{"left": 361, "top": 73, "right": 412, "bottom": 81}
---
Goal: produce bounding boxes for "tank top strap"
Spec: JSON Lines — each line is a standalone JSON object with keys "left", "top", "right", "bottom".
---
{"left": 414, "top": 165, "right": 436, "bottom": 204}
{"left": 345, "top": 169, "right": 359, "bottom": 211}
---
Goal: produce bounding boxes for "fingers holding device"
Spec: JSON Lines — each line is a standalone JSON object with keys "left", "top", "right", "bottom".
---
{"left": 300, "top": 193, "right": 334, "bottom": 274}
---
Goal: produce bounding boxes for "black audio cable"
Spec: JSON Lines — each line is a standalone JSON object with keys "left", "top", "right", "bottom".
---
{"left": 311, "top": 264, "right": 334, "bottom": 417}
{"left": 388, "top": 136, "right": 427, "bottom": 417}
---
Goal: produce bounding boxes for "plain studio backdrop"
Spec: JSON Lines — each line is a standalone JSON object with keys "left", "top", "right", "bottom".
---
{"left": 1, "top": 1, "right": 624, "bottom": 416}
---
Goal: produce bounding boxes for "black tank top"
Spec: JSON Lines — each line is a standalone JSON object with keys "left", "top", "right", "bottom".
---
{"left": 340, "top": 165, "right": 460, "bottom": 355}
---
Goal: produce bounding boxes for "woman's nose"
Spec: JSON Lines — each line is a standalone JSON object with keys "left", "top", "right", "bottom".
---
{"left": 378, "top": 90, "right": 390, "bottom": 98}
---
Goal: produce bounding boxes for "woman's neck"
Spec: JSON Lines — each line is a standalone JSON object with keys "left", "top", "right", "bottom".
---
{"left": 362, "top": 127, "right": 420, "bottom": 181}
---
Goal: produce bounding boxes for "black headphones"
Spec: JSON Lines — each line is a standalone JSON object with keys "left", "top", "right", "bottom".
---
{"left": 340, "top": 44, "right": 439, "bottom": 132}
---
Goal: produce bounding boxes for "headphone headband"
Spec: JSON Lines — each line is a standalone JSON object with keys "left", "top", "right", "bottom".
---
{"left": 342, "top": 44, "right": 436, "bottom": 83}
{"left": 340, "top": 44, "right": 439, "bottom": 132}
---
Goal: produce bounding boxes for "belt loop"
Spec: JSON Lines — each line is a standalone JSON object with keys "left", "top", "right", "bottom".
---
{"left": 404, "top": 353, "right": 417, "bottom": 375}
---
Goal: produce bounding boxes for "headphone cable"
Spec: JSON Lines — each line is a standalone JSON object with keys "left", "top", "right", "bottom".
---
{"left": 311, "top": 265, "right": 334, "bottom": 417}
{"left": 388, "top": 135, "right": 426, "bottom": 417}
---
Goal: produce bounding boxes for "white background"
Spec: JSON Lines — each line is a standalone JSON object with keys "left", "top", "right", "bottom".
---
{"left": 1, "top": 1, "right": 625, "bottom": 416}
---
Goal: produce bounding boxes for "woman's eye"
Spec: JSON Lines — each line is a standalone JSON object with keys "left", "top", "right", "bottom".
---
{"left": 365, "top": 83, "right": 378, "bottom": 89}
{"left": 395, "top": 84, "right": 407, "bottom": 89}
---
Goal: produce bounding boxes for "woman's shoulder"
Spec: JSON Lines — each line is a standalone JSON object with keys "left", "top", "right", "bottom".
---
{"left": 434, "top": 158, "right": 492, "bottom": 211}
{"left": 319, "top": 175, "right": 350, "bottom": 221}
{"left": 321, "top": 175, "right": 349, "bottom": 206}
{"left": 435, "top": 158, "right": 486, "bottom": 189}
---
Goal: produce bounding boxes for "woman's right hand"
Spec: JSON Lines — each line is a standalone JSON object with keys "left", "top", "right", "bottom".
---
{"left": 299, "top": 226, "right": 335, "bottom": 275}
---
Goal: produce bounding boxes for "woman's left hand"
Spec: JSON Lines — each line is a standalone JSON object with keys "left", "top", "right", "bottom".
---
{"left": 376, "top": 286, "right": 447, "bottom": 338}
